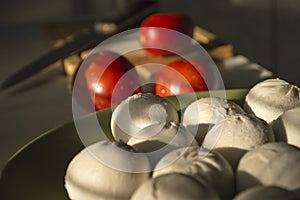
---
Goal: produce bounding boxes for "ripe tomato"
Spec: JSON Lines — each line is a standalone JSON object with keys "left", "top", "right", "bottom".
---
{"left": 140, "top": 13, "right": 194, "bottom": 56}
{"left": 154, "top": 59, "right": 208, "bottom": 97}
{"left": 82, "top": 51, "right": 142, "bottom": 110}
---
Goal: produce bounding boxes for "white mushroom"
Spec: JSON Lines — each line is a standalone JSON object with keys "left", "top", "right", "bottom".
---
{"left": 111, "top": 93, "right": 179, "bottom": 143}
{"left": 236, "top": 142, "right": 300, "bottom": 192}
{"left": 153, "top": 147, "right": 234, "bottom": 200}
{"left": 64, "top": 140, "right": 150, "bottom": 200}
{"left": 130, "top": 173, "right": 220, "bottom": 200}
{"left": 244, "top": 78, "right": 300, "bottom": 123}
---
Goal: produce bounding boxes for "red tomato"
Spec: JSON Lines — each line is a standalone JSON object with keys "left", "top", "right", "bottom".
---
{"left": 140, "top": 13, "right": 194, "bottom": 56}
{"left": 83, "top": 51, "right": 142, "bottom": 110}
{"left": 154, "top": 59, "right": 208, "bottom": 97}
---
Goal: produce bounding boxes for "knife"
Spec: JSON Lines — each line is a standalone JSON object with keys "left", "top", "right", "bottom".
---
{"left": 1, "top": 1, "right": 157, "bottom": 89}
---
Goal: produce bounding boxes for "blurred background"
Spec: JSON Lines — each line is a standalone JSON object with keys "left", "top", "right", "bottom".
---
{"left": 1, "top": 0, "right": 299, "bottom": 85}
{"left": 0, "top": 0, "right": 299, "bottom": 171}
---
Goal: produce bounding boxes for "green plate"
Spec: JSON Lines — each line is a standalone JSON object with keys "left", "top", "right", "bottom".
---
{"left": 0, "top": 89, "right": 248, "bottom": 200}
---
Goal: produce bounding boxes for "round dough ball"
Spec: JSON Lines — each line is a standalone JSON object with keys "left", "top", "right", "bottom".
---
{"left": 182, "top": 97, "right": 245, "bottom": 144}
{"left": 244, "top": 78, "right": 300, "bottom": 123}
{"left": 272, "top": 107, "right": 300, "bottom": 148}
{"left": 130, "top": 173, "right": 220, "bottom": 200}
{"left": 153, "top": 147, "right": 234, "bottom": 200}
{"left": 65, "top": 140, "right": 150, "bottom": 200}
{"left": 128, "top": 122, "right": 198, "bottom": 168}
{"left": 111, "top": 93, "right": 179, "bottom": 142}
{"left": 211, "top": 113, "right": 275, "bottom": 150}
{"left": 236, "top": 142, "right": 300, "bottom": 192}
{"left": 233, "top": 186, "right": 298, "bottom": 200}
{"left": 204, "top": 112, "right": 275, "bottom": 170}
{"left": 183, "top": 97, "right": 245, "bottom": 124}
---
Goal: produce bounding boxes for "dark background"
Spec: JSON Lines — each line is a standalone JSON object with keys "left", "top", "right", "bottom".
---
{"left": 0, "top": 0, "right": 299, "bottom": 85}
{"left": 159, "top": 0, "right": 300, "bottom": 86}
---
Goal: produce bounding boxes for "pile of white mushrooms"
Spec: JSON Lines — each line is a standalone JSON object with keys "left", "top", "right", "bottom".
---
{"left": 64, "top": 78, "right": 300, "bottom": 200}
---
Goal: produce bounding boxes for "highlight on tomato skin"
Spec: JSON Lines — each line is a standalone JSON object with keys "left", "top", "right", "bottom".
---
{"left": 154, "top": 59, "right": 208, "bottom": 97}
{"left": 139, "top": 13, "right": 195, "bottom": 56}
{"left": 80, "top": 51, "right": 142, "bottom": 110}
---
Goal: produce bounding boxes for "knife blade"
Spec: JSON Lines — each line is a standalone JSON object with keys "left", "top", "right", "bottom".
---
{"left": 1, "top": 1, "right": 156, "bottom": 89}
